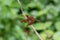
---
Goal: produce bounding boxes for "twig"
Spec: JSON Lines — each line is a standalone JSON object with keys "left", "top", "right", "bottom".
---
{"left": 17, "top": 0, "right": 43, "bottom": 40}
{"left": 17, "top": 0, "right": 27, "bottom": 19}
{"left": 30, "top": 25, "right": 43, "bottom": 40}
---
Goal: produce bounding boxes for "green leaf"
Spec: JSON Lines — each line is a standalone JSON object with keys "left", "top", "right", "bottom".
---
{"left": 34, "top": 22, "right": 52, "bottom": 30}
{"left": 0, "top": 37, "right": 3, "bottom": 40}
{"left": 1, "top": 0, "right": 13, "bottom": 6}
{"left": 10, "top": 8, "right": 18, "bottom": 19}
{"left": 54, "top": 0, "right": 60, "bottom": 5}
{"left": 53, "top": 31, "right": 60, "bottom": 40}
{"left": 0, "top": 24, "right": 4, "bottom": 29}
{"left": 35, "top": 6, "right": 50, "bottom": 17}
{"left": 13, "top": 25, "right": 27, "bottom": 40}
{"left": 10, "top": 0, "right": 19, "bottom": 8}
{"left": 27, "top": 0, "right": 44, "bottom": 9}
{"left": 55, "top": 21, "right": 60, "bottom": 31}
{"left": 49, "top": 5, "right": 59, "bottom": 17}
{"left": 40, "top": 32, "right": 47, "bottom": 40}
{"left": 45, "top": 30, "right": 54, "bottom": 37}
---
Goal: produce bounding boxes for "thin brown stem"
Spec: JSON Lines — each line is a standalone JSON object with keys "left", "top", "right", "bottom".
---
{"left": 17, "top": 0, "right": 27, "bottom": 19}
{"left": 17, "top": 0, "right": 43, "bottom": 40}
{"left": 30, "top": 25, "right": 43, "bottom": 40}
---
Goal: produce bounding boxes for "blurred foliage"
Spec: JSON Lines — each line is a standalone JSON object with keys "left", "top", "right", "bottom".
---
{"left": 0, "top": 0, "right": 60, "bottom": 40}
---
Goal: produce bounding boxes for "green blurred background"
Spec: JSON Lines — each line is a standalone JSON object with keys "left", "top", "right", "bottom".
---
{"left": 0, "top": 0, "right": 60, "bottom": 40}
